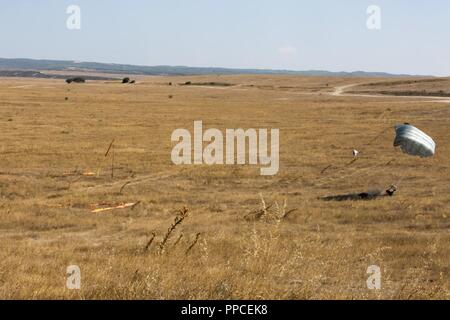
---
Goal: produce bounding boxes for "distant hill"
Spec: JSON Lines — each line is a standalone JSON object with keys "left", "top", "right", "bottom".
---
{"left": 0, "top": 57, "right": 424, "bottom": 78}
{"left": 0, "top": 69, "right": 116, "bottom": 80}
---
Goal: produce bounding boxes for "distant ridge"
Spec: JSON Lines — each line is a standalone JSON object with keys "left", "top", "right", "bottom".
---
{"left": 0, "top": 57, "right": 428, "bottom": 78}
{"left": 0, "top": 69, "right": 116, "bottom": 80}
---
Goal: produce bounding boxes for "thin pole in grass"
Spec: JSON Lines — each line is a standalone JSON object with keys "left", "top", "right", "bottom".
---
{"left": 105, "top": 139, "right": 115, "bottom": 157}
{"left": 111, "top": 143, "right": 115, "bottom": 179}
{"left": 96, "top": 138, "right": 115, "bottom": 177}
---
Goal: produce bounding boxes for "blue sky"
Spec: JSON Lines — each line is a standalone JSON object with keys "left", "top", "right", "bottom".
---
{"left": 1, "top": 0, "right": 449, "bottom": 75}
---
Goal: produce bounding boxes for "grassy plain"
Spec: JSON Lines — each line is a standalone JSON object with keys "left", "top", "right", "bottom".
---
{"left": 0, "top": 75, "right": 448, "bottom": 299}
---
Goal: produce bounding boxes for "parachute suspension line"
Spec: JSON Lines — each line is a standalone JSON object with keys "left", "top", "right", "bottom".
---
{"left": 319, "top": 108, "right": 393, "bottom": 175}
{"left": 355, "top": 107, "right": 393, "bottom": 150}
{"left": 314, "top": 123, "right": 394, "bottom": 189}
{"left": 394, "top": 174, "right": 406, "bottom": 188}
{"left": 314, "top": 156, "right": 395, "bottom": 189}
{"left": 362, "top": 126, "right": 391, "bottom": 148}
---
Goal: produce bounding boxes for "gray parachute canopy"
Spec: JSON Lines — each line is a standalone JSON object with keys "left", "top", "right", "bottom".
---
{"left": 393, "top": 124, "right": 436, "bottom": 158}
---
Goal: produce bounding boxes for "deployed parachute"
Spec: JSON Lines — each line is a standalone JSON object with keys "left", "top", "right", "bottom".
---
{"left": 393, "top": 124, "right": 436, "bottom": 158}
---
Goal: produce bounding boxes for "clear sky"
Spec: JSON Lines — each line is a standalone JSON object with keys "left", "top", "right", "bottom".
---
{"left": 1, "top": 0, "right": 449, "bottom": 76}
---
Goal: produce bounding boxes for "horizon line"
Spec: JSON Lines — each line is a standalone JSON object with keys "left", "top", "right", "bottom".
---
{"left": 0, "top": 56, "right": 445, "bottom": 78}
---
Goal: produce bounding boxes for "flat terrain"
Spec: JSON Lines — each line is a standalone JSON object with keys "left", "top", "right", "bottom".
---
{"left": 349, "top": 78, "right": 450, "bottom": 97}
{"left": 0, "top": 75, "right": 448, "bottom": 299}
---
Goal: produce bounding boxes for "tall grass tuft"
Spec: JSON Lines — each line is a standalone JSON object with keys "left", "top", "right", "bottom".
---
{"left": 159, "top": 207, "right": 189, "bottom": 254}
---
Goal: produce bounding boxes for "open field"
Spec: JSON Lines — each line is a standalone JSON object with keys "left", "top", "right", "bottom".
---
{"left": 0, "top": 75, "right": 449, "bottom": 299}
{"left": 349, "top": 78, "right": 450, "bottom": 97}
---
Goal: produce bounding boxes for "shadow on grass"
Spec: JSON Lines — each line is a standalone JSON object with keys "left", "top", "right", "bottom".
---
{"left": 320, "top": 188, "right": 396, "bottom": 202}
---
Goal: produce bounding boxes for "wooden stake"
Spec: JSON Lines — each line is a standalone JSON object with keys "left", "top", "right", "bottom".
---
{"left": 111, "top": 143, "right": 115, "bottom": 179}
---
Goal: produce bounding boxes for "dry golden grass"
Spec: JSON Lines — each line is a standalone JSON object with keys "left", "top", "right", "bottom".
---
{"left": 0, "top": 75, "right": 448, "bottom": 299}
